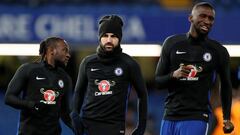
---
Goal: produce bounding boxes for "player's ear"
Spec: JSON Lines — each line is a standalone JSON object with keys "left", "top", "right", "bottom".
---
{"left": 52, "top": 49, "right": 57, "bottom": 55}
{"left": 188, "top": 14, "right": 193, "bottom": 23}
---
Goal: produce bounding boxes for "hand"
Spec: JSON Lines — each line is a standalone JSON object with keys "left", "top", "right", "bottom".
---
{"left": 131, "top": 121, "right": 146, "bottom": 135}
{"left": 33, "top": 102, "right": 52, "bottom": 114}
{"left": 34, "top": 102, "right": 47, "bottom": 111}
{"left": 172, "top": 64, "right": 190, "bottom": 79}
{"left": 131, "top": 128, "right": 144, "bottom": 135}
{"left": 70, "top": 112, "right": 83, "bottom": 135}
{"left": 223, "top": 120, "right": 234, "bottom": 133}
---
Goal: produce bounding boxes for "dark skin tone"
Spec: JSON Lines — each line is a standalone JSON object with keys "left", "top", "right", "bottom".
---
{"left": 172, "top": 5, "right": 234, "bottom": 133}
{"left": 172, "top": 6, "right": 215, "bottom": 79}
{"left": 189, "top": 5, "right": 215, "bottom": 38}
{"left": 45, "top": 40, "right": 71, "bottom": 67}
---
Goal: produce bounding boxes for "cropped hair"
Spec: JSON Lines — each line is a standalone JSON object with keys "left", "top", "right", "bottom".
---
{"left": 192, "top": 2, "right": 214, "bottom": 11}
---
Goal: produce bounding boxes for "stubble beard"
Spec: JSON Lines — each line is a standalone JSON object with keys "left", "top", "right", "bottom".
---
{"left": 195, "top": 24, "right": 209, "bottom": 38}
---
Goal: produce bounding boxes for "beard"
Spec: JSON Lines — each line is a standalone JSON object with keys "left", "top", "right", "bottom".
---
{"left": 100, "top": 43, "right": 120, "bottom": 53}
{"left": 196, "top": 28, "right": 208, "bottom": 37}
{"left": 55, "top": 59, "right": 67, "bottom": 68}
{"left": 194, "top": 24, "right": 210, "bottom": 38}
{"left": 103, "top": 43, "right": 114, "bottom": 51}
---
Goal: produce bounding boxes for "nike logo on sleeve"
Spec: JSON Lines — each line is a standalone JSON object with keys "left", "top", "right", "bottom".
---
{"left": 36, "top": 76, "right": 46, "bottom": 80}
{"left": 176, "top": 50, "right": 187, "bottom": 54}
{"left": 91, "top": 68, "right": 100, "bottom": 71}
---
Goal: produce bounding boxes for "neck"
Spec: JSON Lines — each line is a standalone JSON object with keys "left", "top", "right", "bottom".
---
{"left": 189, "top": 26, "right": 198, "bottom": 38}
{"left": 189, "top": 26, "right": 208, "bottom": 39}
{"left": 189, "top": 33, "right": 206, "bottom": 41}
{"left": 44, "top": 56, "right": 55, "bottom": 68}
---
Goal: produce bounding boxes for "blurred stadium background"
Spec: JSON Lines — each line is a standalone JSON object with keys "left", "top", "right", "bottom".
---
{"left": 0, "top": 0, "right": 240, "bottom": 135}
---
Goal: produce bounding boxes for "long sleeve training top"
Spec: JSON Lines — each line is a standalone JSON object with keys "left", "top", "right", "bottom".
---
{"left": 155, "top": 33, "right": 232, "bottom": 121}
{"left": 5, "top": 62, "right": 72, "bottom": 135}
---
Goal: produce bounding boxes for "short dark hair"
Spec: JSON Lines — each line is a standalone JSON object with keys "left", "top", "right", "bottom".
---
{"left": 192, "top": 2, "right": 214, "bottom": 11}
{"left": 39, "top": 37, "right": 64, "bottom": 60}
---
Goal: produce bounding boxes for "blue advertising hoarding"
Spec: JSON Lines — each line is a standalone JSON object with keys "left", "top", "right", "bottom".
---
{"left": 0, "top": 5, "right": 239, "bottom": 44}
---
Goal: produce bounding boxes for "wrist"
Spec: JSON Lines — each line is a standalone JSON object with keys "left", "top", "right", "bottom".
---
{"left": 27, "top": 101, "right": 36, "bottom": 110}
{"left": 170, "top": 72, "right": 176, "bottom": 79}
{"left": 223, "top": 119, "right": 230, "bottom": 123}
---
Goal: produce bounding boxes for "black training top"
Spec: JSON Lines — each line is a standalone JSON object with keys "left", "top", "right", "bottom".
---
{"left": 5, "top": 61, "right": 72, "bottom": 135}
{"left": 155, "top": 33, "right": 232, "bottom": 121}
{"left": 72, "top": 52, "right": 148, "bottom": 124}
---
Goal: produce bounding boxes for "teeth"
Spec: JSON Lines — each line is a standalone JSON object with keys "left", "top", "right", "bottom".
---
{"left": 201, "top": 26, "right": 208, "bottom": 31}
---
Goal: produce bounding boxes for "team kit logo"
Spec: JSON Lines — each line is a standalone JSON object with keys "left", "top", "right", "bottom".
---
{"left": 114, "top": 67, "right": 123, "bottom": 76}
{"left": 40, "top": 88, "right": 59, "bottom": 104}
{"left": 39, "top": 79, "right": 63, "bottom": 104}
{"left": 179, "top": 52, "right": 211, "bottom": 81}
{"left": 93, "top": 67, "right": 122, "bottom": 96}
{"left": 94, "top": 80, "right": 116, "bottom": 96}
{"left": 203, "top": 52, "right": 212, "bottom": 62}
{"left": 180, "top": 64, "right": 203, "bottom": 81}
{"left": 58, "top": 80, "right": 64, "bottom": 88}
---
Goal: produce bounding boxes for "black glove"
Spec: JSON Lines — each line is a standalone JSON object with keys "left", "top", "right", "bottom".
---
{"left": 131, "top": 120, "right": 146, "bottom": 135}
{"left": 223, "top": 120, "right": 234, "bottom": 133}
{"left": 70, "top": 112, "right": 83, "bottom": 135}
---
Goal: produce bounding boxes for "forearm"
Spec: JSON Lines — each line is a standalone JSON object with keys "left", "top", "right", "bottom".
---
{"left": 61, "top": 112, "right": 73, "bottom": 129}
{"left": 72, "top": 85, "right": 87, "bottom": 113}
{"left": 138, "top": 91, "right": 148, "bottom": 121}
{"left": 218, "top": 46, "right": 232, "bottom": 120}
{"left": 5, "top": 94, "right": 34, "bottom": 110}
{"left": 155, "top": 72, "right": 173, "bottom": 89}
{"left": 131, "top": 92, "right": 147, "bottom": 135}
{"left": 4, "top": 63, "right": 33, "bottom": 110}
{"left": 72, "top": 59, "right": 87, "bottom": 113}
{"left": 220, "top": 85, "right": 232, "bottom": 120}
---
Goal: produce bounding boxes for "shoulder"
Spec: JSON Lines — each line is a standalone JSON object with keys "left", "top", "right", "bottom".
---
{"left": 163, "top": 34, "right": 187, "bottom": 45}
{"left": 58, "top": 68, "right": 72, "bottom": 82}
{"left": 162, "top": 34, "right": 187, "bottom": 51}
{"left": 119, "top": 53, "right": 139, "bottom": 68}
{"left": 206, "top": 38, "right": 221, "bottom": 46}
{"left": 14, "top": 62, "right": 42, "bottom": 77}
{"left": 77, "top": 54, "right": 98, "bottom": 72}
{"left": 160, "top": 34, "right": 187, "bottom": 56}
{"left": 81, "top": 54, "right": 98, "bottom": 64}
{"left": 206, "top": 38, "right": 228, "bottom": 54}
{"left": 119, "top": 53, "right": 135, "bottom": 62}
{"left": 58, "top": 67, "right": 70, "bottom": 76}
{"left": 18, "top": 62, "right": 41, "bottom": 71}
